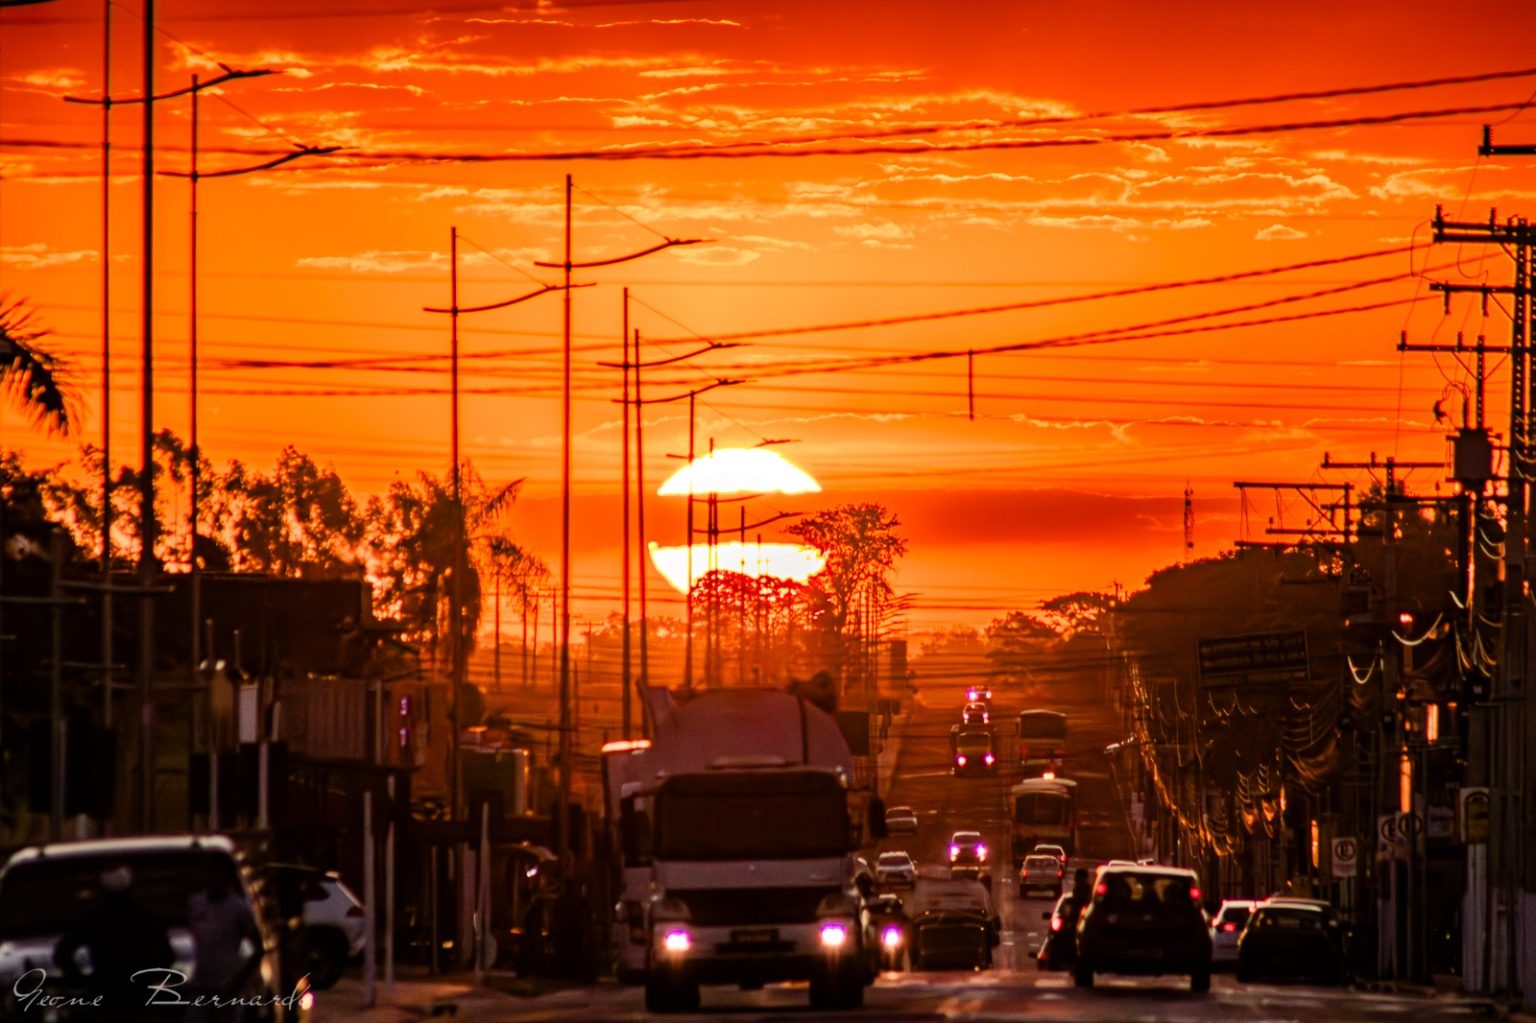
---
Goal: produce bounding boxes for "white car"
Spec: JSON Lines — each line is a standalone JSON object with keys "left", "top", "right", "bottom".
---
{"left": 1210, "top": 899, "right": 1256, "bottom": 965}
{"left": 0, "top": 835, "right": 304, "bottom": 1018}
{"left": 875, "top": 851, "right": 918, "bottom": 887}
{"left": 885, "top": 805, "right": 919, "bottom": 834}
{"left": 1031, "top": 843, "right": 1068, "bottom": 867}
{"left": 273, "top": 864, "right": 367, "bottom": 989}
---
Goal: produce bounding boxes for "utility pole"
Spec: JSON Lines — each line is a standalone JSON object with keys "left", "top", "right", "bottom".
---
{"left": 1424, "top": 204, "right": 1532, "bottom": 996}
{"left": 422, "top": 238, "right": 575, "bottom": 822}
{"left": 531, "top": 182, "right": 703, "bottom": 868}
{"left": 450, "top": 225, "right": 462, "bottom": 821}
{"left": 598, "top": 327, "right": 737, "bottom": 708}
{"left": 99, "top": 0, "right": 113, "bottom": 732}
{"left": 137, "top": 0, "right": 156, "bottom": 833}
{"left": 620, "top": 291, "right": 632, "bottom": 737}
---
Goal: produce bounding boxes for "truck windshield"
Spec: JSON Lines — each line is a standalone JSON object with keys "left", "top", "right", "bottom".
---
{"left": 956, "top": 734, "right": 992, "bottom": 753}
{"left": 1014, "top": 795, "right": 1068, "bottom": 825}
{"left": 654, "top": 772, "right": 849, "bottom": 860}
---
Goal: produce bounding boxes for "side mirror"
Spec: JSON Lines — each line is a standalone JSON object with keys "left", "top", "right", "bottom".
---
{"left": 867, "top": 797, "right": 888, "bottom": 840}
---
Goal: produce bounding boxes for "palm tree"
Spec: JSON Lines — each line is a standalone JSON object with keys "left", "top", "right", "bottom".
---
{"left": 0, "top": 298, "right": 73, "bottom": 436}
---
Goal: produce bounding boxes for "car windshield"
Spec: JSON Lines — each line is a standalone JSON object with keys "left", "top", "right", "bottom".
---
{"left": 952, "top": 833, "right": 981, "bottom": 845}
{"left": 888, "top": 806, "right": 914, "bottom": 817}
{"left": 0, "top": 850, "right": 236, "bottom": 939}
{"left": 878, "top": 853, "right": 910, "bottom": 865}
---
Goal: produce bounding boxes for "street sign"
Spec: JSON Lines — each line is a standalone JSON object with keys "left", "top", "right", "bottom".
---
{"left": 1331, "top": 837, "right": 1358, "bottom": 878}
{"left": 1460, "top": 787, "right": 1490, "bottom": 845}
{"left": 1196, "top": 631, "right": 1309, "bottom": 687}
{"left": 1376, "top": 812, "right": 1422, "bottom": 860}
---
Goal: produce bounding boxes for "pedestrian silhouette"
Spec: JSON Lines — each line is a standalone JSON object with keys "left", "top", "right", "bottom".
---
{"left": 53, "top": 863, "right": 174, "bottom": 1021}
{"left": 185, "top": 855, "right": 261, "bottom": 1021}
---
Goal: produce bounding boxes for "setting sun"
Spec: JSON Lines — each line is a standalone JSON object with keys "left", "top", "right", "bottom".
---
{"left": 648, "top": 540, "right": 826, "bottom": 594}
{"left": 656, "top": 448, "right": 823, "bottom": 497}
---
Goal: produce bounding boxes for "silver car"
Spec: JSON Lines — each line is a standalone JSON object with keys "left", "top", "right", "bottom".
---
{"left": 875, "top": 851, "right": 918, "bottom": 888}
{"left": 1211, "top": 899, "right": 1255, "bottom": 965}
{"left": 1018, "top": 854, "right": 1064, "bottom": 896}
{"left": 885, "top": 805, "right": 919, "bottom": 834}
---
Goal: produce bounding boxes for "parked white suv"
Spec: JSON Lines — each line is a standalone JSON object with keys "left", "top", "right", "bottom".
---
{"left": 271, "top": 864, "right": 366, "bottom": 990}
{"left": 0, "top": 834, "right": 307, "bottom": 1018}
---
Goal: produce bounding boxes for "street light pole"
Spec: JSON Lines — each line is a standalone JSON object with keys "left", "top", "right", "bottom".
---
{"left": 620, "top": 289, "right": 632, "bottom": 738}
{"left": 136, "top": 0, "right": 156, "bottom": 833}
{"left": 558, "top": 174, "right": 573, "bottom": 865}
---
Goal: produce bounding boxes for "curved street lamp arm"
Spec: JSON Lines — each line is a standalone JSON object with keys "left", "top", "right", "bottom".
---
{"left": 160, "top": 145, "right": 341, "bottom": 179}
{"left": 423, "top": 281, "right": 592, "bottom": 315}
{"left": 628, "top": 378, "right": 743, "bottom": 405}
{"left": 65, "top": 68, "right": 276, "bottom": 106}
{"left": 533, "top": 237, "right": 708, "bottom": 270}
{"left": 694, "top": 510, "right": 803, "bottom": 533}
{"left": 596, "top": 341, "right": 742, "bottom": 370}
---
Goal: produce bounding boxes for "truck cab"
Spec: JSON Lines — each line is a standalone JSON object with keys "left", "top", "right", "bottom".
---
{"left": 645, "top": 763, "right": 873, "bottom": 1011}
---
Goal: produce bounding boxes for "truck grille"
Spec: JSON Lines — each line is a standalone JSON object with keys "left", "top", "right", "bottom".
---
{"left": 673, "top": 886, "right": 840, "bottom": 927}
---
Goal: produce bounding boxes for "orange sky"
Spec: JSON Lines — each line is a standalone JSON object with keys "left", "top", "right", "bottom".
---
{"left": 3, "top": 0, "right": 1536, "bottom": 630}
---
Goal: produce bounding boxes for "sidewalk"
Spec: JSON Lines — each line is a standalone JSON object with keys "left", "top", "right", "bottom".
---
{"left": 314, "top": 969, "right": 571, "bottom": 1022}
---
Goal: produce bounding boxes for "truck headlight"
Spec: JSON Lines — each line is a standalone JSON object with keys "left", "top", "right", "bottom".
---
{"left": 955, "top": 754, "right": 967, "bottom": 766}
{"left": 819, "top": 922, "right": 848, "bottom": 949}
{"left": 881, "top": 926, "right": 902, "bottom": 949}
{"left": 662, "top": 929, "right": 691, "bottom": 954}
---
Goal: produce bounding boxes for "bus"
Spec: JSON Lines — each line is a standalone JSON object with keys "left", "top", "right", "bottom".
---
{"left": 1009, "top": 777, "right": 1077, "bottom": 868}
{"left": 1016, "top": 709, "right": 1068, "bottom": 768}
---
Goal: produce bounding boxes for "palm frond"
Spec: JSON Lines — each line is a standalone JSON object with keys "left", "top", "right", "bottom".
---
{"left": 0, "top": 297, "right": 73, "bottom": 436}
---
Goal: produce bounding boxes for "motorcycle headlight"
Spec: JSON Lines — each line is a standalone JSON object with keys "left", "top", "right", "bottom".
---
{"left": 881, "top": 925, "right": 902, "bottom": 949}
{"left": 819, "top": 922, "right": 848, "bottom": 949}
{"left": 662, "top": 929, "right": 691, "bottom": 954}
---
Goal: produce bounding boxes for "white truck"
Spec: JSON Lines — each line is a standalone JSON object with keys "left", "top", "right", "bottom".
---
{"left": 605, "top": 689, "right": 885, "bottom": 1012}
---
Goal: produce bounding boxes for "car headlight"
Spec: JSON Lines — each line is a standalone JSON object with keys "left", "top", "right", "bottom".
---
{"left": 819, "top": 922, "right": 848, "bottom": 949}
{"left": 976, "top": 844, "right": 988, "bottom": 861}
{"left": 956, "top": 755, "right": 967, "bottom": 766}
{"left": 949, "top": 844, "right": 960, "bottom": 860}
{"left": 662, "top": 929, "right": 691, "bottom": 954}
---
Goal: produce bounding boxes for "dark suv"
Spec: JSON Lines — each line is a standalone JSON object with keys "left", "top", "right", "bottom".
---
{"left": 1074, "top": 865, "right": 1211, "bottom": 992}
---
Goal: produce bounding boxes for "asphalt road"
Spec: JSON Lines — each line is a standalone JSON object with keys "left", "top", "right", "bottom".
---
{"left": 324, "top": 668, "right": 1502, "bottom": 1021}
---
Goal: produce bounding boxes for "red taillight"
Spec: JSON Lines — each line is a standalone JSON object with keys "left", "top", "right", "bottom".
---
{"left": 1221, "top": 922, "right": 1237, "bottom": 933}
{"left": 1057, "top": 869, "right": 1064, "bottom": 878}
{"left": 1050, "top": 916, "right": 1062, "bottom": 932}
{"left": 1095, "top": 881, "right": 1108, "bottom": 896}
{"left": 1189, "top": 886, "right": 1202, "bottom": 901}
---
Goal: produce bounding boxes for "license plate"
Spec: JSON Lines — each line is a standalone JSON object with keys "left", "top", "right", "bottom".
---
{"left": 731, "top": 928, "right": 778, "bottom": 945}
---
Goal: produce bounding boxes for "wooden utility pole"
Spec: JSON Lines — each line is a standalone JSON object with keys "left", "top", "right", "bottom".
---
{"left": 1424, "top": 201, "right": 1533, "bottom": 995}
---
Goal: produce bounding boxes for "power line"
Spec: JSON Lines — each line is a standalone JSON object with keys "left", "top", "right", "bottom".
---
{"left": 647, "top": 245, "right": 1423, "bottom": 345}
